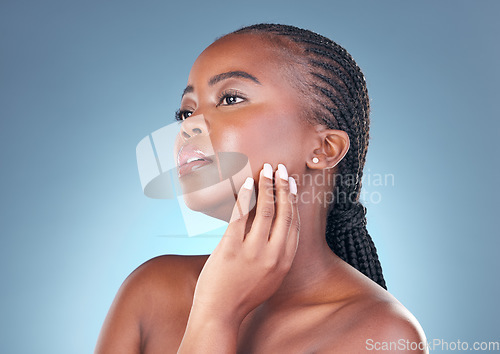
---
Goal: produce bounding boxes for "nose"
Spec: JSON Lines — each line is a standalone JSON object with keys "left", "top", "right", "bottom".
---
{"left": 180, "top": 114, "right": 208, "bottom": 140}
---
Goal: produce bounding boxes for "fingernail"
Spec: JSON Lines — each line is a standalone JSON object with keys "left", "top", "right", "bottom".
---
{"left": 263, "top": 163, "right": 273, "bottom": 179}
{"left": 288, "top": 177, "right": 297, "bottom": 195}
{"left": 277, "top": 164, "right": 288, "bottom": 181}
{"left": 243, "top": 177, "right": 254, "bottom": 190}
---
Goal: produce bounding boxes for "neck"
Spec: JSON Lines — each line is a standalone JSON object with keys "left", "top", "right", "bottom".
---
{"left": 260, "top": 183, "right": 348, "bottom": 308}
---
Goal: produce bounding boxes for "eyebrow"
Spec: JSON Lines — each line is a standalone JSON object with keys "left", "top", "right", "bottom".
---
{"left": 182, "top": 86, "right": 194, "bottom": 97}
{"left": 208, "top": 70, "right": 261, "bottom": 86}
{"left": 181, "top": 70, "right": 261, "bottom": 98}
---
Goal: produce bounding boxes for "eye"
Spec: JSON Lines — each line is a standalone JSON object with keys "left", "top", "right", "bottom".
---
{"left": 175, "top": 109, "right": 193, "bottom": 121}
{"left": 222, "top": 96, "right": 244, "bottom": 105}
{"left": 217, "top": 89, "right": 246, "bottom": 107}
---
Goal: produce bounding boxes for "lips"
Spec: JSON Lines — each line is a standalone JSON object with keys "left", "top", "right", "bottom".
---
{"left": 177, "top": 143, "right": 214, "bottom": 177}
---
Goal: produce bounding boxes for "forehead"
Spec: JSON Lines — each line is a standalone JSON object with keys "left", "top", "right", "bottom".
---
{"left": 188, "top": 34, "right": 290, "bottom": 84}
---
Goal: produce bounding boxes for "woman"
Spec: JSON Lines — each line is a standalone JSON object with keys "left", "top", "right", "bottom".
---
{"left": 95, "top": 24, "right": 427, "bottom": 353}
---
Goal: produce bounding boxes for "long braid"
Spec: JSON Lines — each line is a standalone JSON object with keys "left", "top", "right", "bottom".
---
{"left": 231, "top": 24, "right": 387, "bottom": 290}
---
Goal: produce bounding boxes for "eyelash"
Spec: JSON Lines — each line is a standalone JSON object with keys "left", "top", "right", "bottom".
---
{"left": 174, "top": 89, "right": 246, "bottom": 121}
{"left": 216, "top": 89, "right": 245, "bottom": 107}
{"left": 175, "top": 109, "right": 191, "bottom": 121}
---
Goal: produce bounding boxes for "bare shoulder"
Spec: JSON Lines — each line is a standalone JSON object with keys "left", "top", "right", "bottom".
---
{"left": 356, "top": 297, "right": 427, "bottom": 353}
{"left": 112, "top": 254, "right": 209, "bottom": 310}
{"left": 127, "top": 254, "right": 209, "bottom": 292}
{"left": 95, "top": 254, "right": 209, "bottom": 353}
{"left": 125, "top": 254, "right": 210, "bottom": 322}
{"left": 324, "top": 285, "right": 428, "bottom": 353}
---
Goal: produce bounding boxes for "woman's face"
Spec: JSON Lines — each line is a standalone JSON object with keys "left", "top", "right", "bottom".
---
{"left": 175, "top": 33, "right": 314, "bottom": 221}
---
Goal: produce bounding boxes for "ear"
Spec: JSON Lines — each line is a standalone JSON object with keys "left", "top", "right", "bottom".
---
{"left": 307, "top": 128, "right": 350, "bottom": 170}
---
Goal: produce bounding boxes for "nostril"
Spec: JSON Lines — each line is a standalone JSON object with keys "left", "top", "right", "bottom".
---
{"left": 192, "top": 128, "right": 202, "bottom": 134}
{"left": 182, "top": 131, "right": 190, "bottom": 138}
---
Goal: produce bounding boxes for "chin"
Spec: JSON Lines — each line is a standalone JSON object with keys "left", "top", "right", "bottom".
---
{"left": 181, "top": 177, "right": 236, "bottom": 222}
{"left": 178, "top": 151, "right": 256, "bottom": 222}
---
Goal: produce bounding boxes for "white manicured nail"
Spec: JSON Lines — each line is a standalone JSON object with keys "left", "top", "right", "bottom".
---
{"left": 277, "top": 164, "right": 288, "bottom": 181}
{"left": 243, "top": 177, "right": 254, "bottom": 190}
{"left": 288, "top": 177, "right": 297, "bottom": 195}
{"left": 263, "top": 163, "right": 273, "bottom": 179}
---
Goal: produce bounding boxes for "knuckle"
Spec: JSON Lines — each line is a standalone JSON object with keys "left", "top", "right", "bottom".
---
{"left": 231, "top": 214, "right": 243, "bottom": 223}
{"left": 260, "top": 205, "right": 274, "bottom": 219}
{"left": 244, "top": 252, "right": 259, "bottom": 263}
{"left": 230, "top": 214, "right": 245, "bottom": 224}
{"left": 294, "top": 217, "right": 301, "bottom": 233}
{"left": 230, "top": 206, "right": 247, "bottom": 224}
{"left": 221, "top": 232, "right": 239, "bottom": 247}
{"left": 282, "top": 211, "right": 293, "bottom": 227}
{"left": 223, "top": 249, "right": 238, "bottom": 260}
{"left": 263, "top": 258, "right": 279, "bottom": 271}
{"left": 278, "top": 261, "right": 291, "bottom": 275}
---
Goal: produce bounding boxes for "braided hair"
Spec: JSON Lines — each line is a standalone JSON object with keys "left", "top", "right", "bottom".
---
{"left": 230, "top": 24, "right": 387, "bottom": 290}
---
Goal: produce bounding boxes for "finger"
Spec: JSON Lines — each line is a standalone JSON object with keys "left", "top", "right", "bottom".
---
{"left": 284, "top": 176, "right": 300, "bottom": 262}
{"left": 268, "top": 164, "right": 293, "bottom": 248}
{"left": 225, "top": 177, "right": 255, "bottom": 243}
{"left": 246, "top": 163, "right": 275, "bottom": 246}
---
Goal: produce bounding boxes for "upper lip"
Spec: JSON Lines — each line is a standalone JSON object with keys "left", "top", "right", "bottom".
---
{"left": 177, "top": 143, "right": 213, "bottom": 167}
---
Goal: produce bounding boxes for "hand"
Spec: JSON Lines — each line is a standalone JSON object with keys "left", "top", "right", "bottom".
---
{"left": 191, "top": 163, "right": 300, "bottom": 326}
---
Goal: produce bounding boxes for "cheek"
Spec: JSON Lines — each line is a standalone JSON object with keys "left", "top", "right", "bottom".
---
{"left": 211, "top": 110, "right": 305, "bottom": 175}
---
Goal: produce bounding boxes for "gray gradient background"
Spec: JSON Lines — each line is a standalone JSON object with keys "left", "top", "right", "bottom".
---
{"left": 1, "top": 1, "right": 499, "bottom": 353}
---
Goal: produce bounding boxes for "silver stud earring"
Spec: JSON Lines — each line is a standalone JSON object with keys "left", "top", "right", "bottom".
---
{"left": 312, "top": 157, "right": 319, "bottom": 164}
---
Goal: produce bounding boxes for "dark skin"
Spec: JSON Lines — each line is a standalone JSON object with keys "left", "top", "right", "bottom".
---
{"left": 95, "top": 34, "right": 427, "bottom": 353}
